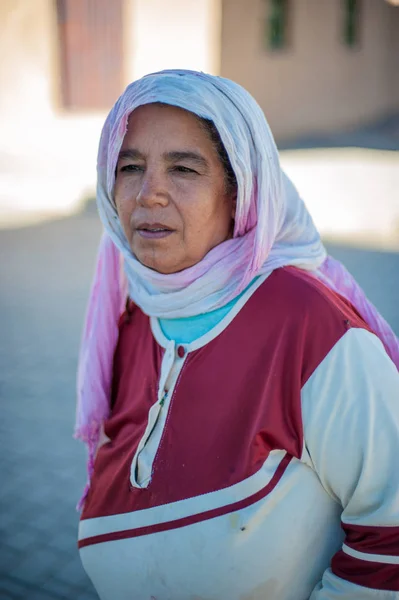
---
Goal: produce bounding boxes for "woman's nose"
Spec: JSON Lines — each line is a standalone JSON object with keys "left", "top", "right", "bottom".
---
{"left": 136, "top": 172, "right": 169, "bottom": 208}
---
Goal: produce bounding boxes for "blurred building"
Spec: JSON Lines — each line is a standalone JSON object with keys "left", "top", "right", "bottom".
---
{"left": 221, "top": 0, "right": 399, "bottom": 140}
{"left": 0, "top": 0, "right": 397, "bottom": 225}
{"left": 0, "top": 0, "right": 218, "bottom": 223}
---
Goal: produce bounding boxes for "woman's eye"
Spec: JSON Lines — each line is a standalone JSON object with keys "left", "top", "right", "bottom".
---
{"left": 172, "top": 165, "right": 197, "bottom": 174}
{"left": 119, "top": 164, "right": 144, "bottom": 173}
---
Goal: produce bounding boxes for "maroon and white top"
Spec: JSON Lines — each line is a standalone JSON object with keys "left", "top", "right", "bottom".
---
{"left": 79, "top": 267, "right": 399, "bottom": 600}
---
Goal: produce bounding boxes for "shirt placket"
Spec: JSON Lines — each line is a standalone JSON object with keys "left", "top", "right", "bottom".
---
{"left": 130, "top": 340, "right": 187, "bottom": 488}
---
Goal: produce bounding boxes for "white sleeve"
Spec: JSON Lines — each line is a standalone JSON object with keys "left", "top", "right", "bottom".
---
{"left": 301, "top": 328, "right": 399, "bottom": 599}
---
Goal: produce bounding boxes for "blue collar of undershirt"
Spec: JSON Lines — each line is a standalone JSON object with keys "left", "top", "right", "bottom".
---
{"left": 159, "top": 277, "right": 260, "bottom": 344}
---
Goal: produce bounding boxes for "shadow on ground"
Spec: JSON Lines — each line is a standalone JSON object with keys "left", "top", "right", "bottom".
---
{"left": 0, "top": 209, "right": 398, "bottom": 599}
{"left": 277, "top": 113, "right": 399, "bottom": 151}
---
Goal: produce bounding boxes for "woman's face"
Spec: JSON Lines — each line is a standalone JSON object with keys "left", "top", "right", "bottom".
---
{"left": 114, "top": 103, "right": 236, "bottom": 274}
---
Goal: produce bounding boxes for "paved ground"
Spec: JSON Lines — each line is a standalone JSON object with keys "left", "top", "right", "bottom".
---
{"left": 0, "top": 212, "right": 102, "bottom": 600}
{"left": 0, "top": 207, "right": 398, "bottom": 600}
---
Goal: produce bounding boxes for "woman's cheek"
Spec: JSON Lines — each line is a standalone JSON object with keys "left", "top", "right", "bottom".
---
{"left": 115, "top": 196, "right": 133, "bottom": 238}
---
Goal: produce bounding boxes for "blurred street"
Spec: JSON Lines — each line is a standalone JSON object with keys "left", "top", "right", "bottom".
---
{"left": 0, "top": 206, "right": 398, "bottom": 599}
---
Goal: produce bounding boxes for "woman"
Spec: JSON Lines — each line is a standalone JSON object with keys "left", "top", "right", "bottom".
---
{"left": 76, "top": 69, "right": 399, "bottom": 600}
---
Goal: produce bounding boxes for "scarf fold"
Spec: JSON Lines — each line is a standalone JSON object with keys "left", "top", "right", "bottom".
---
{"left": 75, "top": 69, "right": 399, "bottom": 509}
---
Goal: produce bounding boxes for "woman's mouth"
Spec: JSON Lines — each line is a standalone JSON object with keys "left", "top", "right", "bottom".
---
{"left": 136, "top": 224, "right": 174, "bottom": 239}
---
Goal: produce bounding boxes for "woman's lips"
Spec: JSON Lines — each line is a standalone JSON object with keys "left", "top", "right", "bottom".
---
{"left": 136, "top": 225, "right": 174, "bottom": 239}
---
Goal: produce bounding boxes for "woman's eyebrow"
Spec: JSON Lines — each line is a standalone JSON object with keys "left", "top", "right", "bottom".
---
{"left": 117, "top": 149, "right": 210, "bottom": 170}
{"left": 164, "top": 151, "right": 209, "bottom": 170}
{"left": 118, "top": 149, "right": 144, "bottom": 161}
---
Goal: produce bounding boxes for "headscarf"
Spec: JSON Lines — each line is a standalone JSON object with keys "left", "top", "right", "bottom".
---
{"left": 75, "top": 69, "right": 399, "bottom": 509}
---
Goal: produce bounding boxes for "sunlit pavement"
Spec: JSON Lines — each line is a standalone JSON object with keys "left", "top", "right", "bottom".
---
{"left": 0, "top": 193, "right": 398, "bottom": 597}
{"left": 279, "top": 115, "right": 399, "bottom": 247}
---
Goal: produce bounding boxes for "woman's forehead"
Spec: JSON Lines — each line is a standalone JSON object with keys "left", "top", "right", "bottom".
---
{"left": 121, "top": 103, "right": 217, "bottom": 153}
{"left": 126, "top": 102, "right": 205, "bottom": 132}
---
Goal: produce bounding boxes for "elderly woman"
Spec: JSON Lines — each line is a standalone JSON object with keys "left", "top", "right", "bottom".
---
{"left": 76, "top": 70, "right": 399, "bottom": 600}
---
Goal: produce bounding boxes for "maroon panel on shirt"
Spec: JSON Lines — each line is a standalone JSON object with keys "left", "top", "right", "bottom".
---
{"left": 343, "top": 522, "right": 399, "bottom": 556}
{"left": 81, "top": 303, "right": 164, "bottom": 520}
{"left": 81, "top": 267, "right": 371, "bottom": 521}
{"left": 332, "top": 550, "right": 399, "bottom": 591}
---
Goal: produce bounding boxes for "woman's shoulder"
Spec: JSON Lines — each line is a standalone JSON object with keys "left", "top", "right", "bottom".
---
{"left": 247, "top": 266, "right": 376, "bottom": 385}
{"left": 258, "top": 266, "right": 370, "bottom": 332}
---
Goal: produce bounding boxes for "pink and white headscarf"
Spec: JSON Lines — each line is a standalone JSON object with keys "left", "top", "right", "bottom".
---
{"left": 75, "top": 69, "right": 399, "bottom": 508}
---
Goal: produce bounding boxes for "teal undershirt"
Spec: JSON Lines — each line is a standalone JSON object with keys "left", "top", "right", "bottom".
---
{"left": 159, "top": 277, "right": 259, "bottom": 344}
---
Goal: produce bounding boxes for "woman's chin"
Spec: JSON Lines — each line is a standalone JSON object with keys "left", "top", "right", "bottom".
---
{"left": 134, "top": 252, "right": 196, "bottom": 275}
{"left": 134, "top": 253, "right": 177, "bottom": 275}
